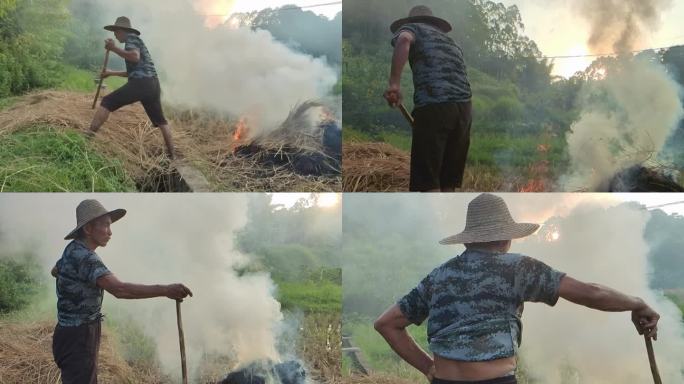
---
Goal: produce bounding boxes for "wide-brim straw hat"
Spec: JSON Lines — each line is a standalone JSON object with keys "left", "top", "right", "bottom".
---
{"left": 390, "top": 5, "right": 452, "bottom": 34}
{"left": 440, "top": 193, "right": 539, "bottom": 245}
{"left": 104, "top": 16, "right": 140, "bottom": 36}
{"left": 64, "top": 200, "right": 126, "bottom": 240}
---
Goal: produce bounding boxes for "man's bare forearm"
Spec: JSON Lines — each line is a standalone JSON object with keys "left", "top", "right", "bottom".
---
{"left": 560, "top": 277, "right": 644, "bottom": 312}
{"left": 109, "top": 71, "right": 127, "bottom": 78}
{"left": 376, "top": 323, "right": 433, "bottom": 375}
{"left": 108, "top": 282, "right": 168, "bottom": 299}
{"left": 109, "top": 46, "right": 139, "bottom": 63}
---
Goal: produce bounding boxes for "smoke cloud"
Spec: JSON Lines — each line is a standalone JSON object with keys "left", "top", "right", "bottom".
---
{"left": 562, "top": 58, "right": 684, "bottom": 191}
{"left": 516, "top": 202, "right": 684, "bottom": 383}
{"left": 93, "top": 0, "right": 338, "bottom": 136}
{"left": 576, "top": 0, "right": 672, "bottom": 54}
{"left": 0, "top": 194, "right": 284, "bottom": 381}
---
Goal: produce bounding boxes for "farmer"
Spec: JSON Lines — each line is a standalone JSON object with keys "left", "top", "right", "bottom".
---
{"left": 51, "top": 199, "right": 193, "bottom": 384}
{"left": 88, "top": 16, "right": 176, "bottom": 160}
{"left": 384, "top": 6, "right": 472, "bottom": 193}
{"left": 374, "top": 193, "right": 661, "bottom": 384}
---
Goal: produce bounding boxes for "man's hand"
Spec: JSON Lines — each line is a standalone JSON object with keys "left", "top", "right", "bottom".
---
{"left": 104, "top": 38, "right": 116, "bottom": 51}
{"left": 384, "top": 84, "right": 403, "bottom": 108}
{"left": 425, "top": 365, "right": 436, "bottom": 382}
{"left": 632, "top": 304, "right": 660, "bottom": 340}
{"left": 166, "top": 284, "right": 193, "bottom": 301}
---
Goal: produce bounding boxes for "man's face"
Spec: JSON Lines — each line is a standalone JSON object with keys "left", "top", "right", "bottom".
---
{"left": 84, "top": 215, "right": 113, "bottom": 247}
{"left": 114, "top": 30, "right": 127, "bottom": 43}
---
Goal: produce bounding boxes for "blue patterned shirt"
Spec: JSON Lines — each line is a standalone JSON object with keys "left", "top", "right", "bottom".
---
{"left": 124, "top": 34, "right": 158, "bottom": 79}
{"left": 392, "top": 23, "right": 472, "bottom": 108}
{"left": 398, "top": 250, "right": 565, "bottom": 362}
{"left": 55, "top": 240, "right": 111, "bottom": 327}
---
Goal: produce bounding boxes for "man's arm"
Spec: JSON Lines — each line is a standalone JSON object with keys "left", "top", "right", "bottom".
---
{"left": 374, "top": 304, "right": 434, "bottom": 379}
{"left": 96, "top": 273, "right": 192, "bottom": 300}
{"left": 559, "top": 276, "right": 660, "bottom": 339}
{"left": 384, "top": 31, "right": 414, "bottom": 107}
{"left": 101, "top": 71, "right": 128, "bottom": 78}
{"left": 105, "top": 39, "right": 140, "bottom": 63}
{"left": 51, "top": 265, "right": 58, "bottom": 278}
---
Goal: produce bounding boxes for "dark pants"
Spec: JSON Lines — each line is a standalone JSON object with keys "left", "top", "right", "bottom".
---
{"left": 432, "top": 375, "right": 517, "bottom": 384}
{"left": 411, "top": 101, "right": 472, "bottom": 191}
{"left": 100, "top": 77, "right": 168, "bottom": 127}
{"left": 52, "top": 321, "right": 101, "bottom": 384}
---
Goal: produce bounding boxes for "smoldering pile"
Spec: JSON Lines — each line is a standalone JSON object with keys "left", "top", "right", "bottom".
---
{"left": 609, "top": 165, "right": 684, "bottom": 192}
{"left": 229, "top": 101, "right": 341, "bottom": 178}
{"left": 342, "top": 142, "right": 410, "bottom": 192}
{"left": 219, "top": 360, "right": 306, "bottom": 384}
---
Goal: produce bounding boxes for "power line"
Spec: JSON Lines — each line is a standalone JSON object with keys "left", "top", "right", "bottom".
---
{"left": 541, "top": 43, "right": 684, "bottom": 60}
{"left": 201, "top": 1, "right": 341, "bottom": 16}
{"left": 646, "top": 201, "right": 684, "bottom": 210}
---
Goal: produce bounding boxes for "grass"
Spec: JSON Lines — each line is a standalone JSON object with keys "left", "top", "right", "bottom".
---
{"left": 277, "top": 279, "right": 342, "bottom": 314}
{"left": 0, "top": 125, "right": 137, "bottom": 192}
{"left": 57, "top": 67, "right": 127, "bottom": 93}
{"left": 343, "top": 317, "right": 428, "bottom": 382}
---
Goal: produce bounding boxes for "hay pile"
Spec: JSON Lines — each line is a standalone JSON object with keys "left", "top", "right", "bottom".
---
{"left": 0, "top": 91, "right": 340, "bottom": 192}
{"left": 342, "top": 142, "right": 410, "bottom": 192}
{"left": 609, "top": 165, "right": 684, "bottom": 192}
{"left": 230, "top": 101, "right": 341, "bottom": 190}
{"left": 0, "top": 320, "right": 162, "bottom": 384}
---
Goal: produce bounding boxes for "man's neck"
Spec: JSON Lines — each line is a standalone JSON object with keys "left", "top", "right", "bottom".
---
{"left": 79, "top": 238, "right": 99, "bottom": 251}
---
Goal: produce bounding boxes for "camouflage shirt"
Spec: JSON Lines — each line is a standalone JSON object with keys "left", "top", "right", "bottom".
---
{"left": 392, "top": 23, "right": 472, "bottom": 108}
{"left": 398, "top": 249, "right": 565, "bottom": 362}
{"left": 55, "top": 240, "right": 111, "bottom": 327}
{"left": 124, "top": 34, "right": 158, "bottom": 79}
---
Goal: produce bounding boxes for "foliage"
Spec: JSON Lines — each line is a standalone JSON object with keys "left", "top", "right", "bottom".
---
{"left": 0, "top": 0, "right": 70, "bottom": 97}
{"left": 0, "top": 125, "right": 136, "bottom": 192}
{"left": 644, "top": 210, "right": 684, "bottom": 290}
{"left": 0, "top": 255, "right": 44, "bottom": 314}
{"left": 278, "top": 279, "right": 341, "bottom": 314}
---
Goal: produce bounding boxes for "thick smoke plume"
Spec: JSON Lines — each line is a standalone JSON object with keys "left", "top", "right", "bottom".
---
{"left": 0, "top": 195, "right": 284, "bottom": 382}
{"left": 93, "top": 0, "right": 337, "bottom": 136}
{"left": 516, "top": 203, "right": 684, "bottom": 383}
{"left": 576, "top": 0, "right": 672, "bottom": 54}
{"left": 562, "top": 58, "right": 684, "bottom": 191}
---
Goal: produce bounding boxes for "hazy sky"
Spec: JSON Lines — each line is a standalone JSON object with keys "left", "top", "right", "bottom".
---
{"left": 231, "top": 0, "right": 341, "bottom": 19}
{"left": 501, "top": 0, "right": 684, "bottom": 77}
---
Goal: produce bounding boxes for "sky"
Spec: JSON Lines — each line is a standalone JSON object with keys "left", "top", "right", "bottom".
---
{"left": 501, "top": 0, "right": 684, "bottom": 78}
{"left": 230, "top": 0, "right": 341, "bottom": 19}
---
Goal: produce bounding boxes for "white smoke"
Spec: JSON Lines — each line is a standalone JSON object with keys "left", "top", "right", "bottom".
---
{"left": 562, "top": 58, "right": 684, "bottom": 191}
{"left": 515, "top": 202, "right": 684, "bottom": 383}
{"left": 95, "top": 0, "right": 338, "bottom": 136}
{"left": 0, "top": 194, "right": 284, "bottom": 381}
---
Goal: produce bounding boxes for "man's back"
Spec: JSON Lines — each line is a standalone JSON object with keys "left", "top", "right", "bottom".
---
{"left": 392, "top": 22, "right": 472, "bottom": 108}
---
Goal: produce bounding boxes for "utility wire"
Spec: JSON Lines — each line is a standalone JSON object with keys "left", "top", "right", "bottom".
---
{"left": 541, "top": 43, "right": 684, "bottom": 60}
{"left": 646, "top": 201, "right": 684, "bottom": 210}
{"left": 201, "top": 1, "right": 341, "bottom": 16}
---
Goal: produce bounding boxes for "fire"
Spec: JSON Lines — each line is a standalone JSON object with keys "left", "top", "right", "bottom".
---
{"left": 519, "top": 179, "right": 546, "bottom": 193}
{"left": 193, "top": 0, "right": 235, "bottom": 28}
{"left": 231, "top": 116, "right": 250, "bottom": 153}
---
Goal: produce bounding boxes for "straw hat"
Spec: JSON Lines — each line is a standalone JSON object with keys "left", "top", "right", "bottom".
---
{"left": 64, "top": 200, "right": 126, "bottom": 240}
{"left": 104, "top": 16, "right": 140, "bottom": 36}
{"left": 390, "top": 5, "right": 452, "bottom": 34}
{"left": 439, "top": 194, "right": 539, "bottom": 245}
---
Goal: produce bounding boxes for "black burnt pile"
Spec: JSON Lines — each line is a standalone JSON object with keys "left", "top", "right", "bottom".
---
{"left": 219, "top": 360, "right": 306, "bottom": 384}
{"left": 230, "top": 101, "right": 341, "bottom": 177}
{"left": 609, "top": 165, "right": 684, "bottom": 192}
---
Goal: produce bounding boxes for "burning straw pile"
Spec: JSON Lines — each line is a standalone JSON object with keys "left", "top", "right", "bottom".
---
{"left": 0, "top": 320, "right": 162, "bottom": 384}
{"left": 226, "top": 101, "right": 341, "bottom": 192}
{"left": 342, "top": 142, "right": 410, "bottom": 192}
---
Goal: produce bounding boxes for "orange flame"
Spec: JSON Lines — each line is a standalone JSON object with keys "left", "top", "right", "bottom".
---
{"left": 230, "top": 116, "right": 249, "bottom": 154}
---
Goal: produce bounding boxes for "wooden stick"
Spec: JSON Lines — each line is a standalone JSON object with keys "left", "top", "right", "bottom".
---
{"left": 176, "top": 300, "right": 188, "bottom": 384}
{"left": 91, "top": 50, "right": 110, "bottom": 109}
{"left": 398, "top": 103, "right": 415, "bottom": 128}
{"left": 644, "top": 335, "right": 662, "bottom": 384}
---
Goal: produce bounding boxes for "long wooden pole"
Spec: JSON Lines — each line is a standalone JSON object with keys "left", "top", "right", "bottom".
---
{"left": 176, "top": 300, "right": 188, "bottom": 384}
{"left": 91, "top": 50, "right": 110, "bottom": 109}
{"left": 398, "top": 103, "right": 415, "bottom": 128}
{"left": 644, "top": 335, "right": 662, "bottom": 384}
